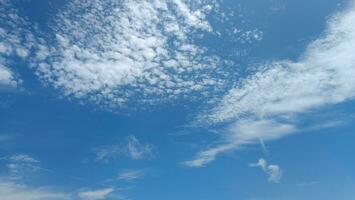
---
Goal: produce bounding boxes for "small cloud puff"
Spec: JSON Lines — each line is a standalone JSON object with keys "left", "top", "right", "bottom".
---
{"left": 249, "top": 158, "right": 283, "bottom": 183}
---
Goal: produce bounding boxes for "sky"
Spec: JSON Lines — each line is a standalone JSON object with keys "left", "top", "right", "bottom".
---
{"left": 1, "top": 0, "right": 355, "bottom": 199}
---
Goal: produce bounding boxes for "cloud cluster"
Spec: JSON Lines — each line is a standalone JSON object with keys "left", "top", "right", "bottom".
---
{"left": 249, "top": 158, "right": 282, "bottom": 183}
{"left": 0, "top": 0, "right": 34, "bottom": 88}
{"left": 188, "top": 2, "right": 355, "bottom": 166}
{"left": 32, "top": 0, "right": 225, "bottom": 107}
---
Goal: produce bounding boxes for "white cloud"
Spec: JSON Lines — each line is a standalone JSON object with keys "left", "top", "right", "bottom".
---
{"left": 95, "top": 135, "right": 154, "bottom": 162}
{"left": 249, "top": 158, "right": 282, "bottom": 183}
{"left": 78, "top": 188, "right": 114, "bottom": 200}
{"left": 189, "top": 2, "right": 355, "bottom": 166}
{"left": 117, "top": 169, "right": 144, "bottom": 181}
{"left": 0, "top": 0, "right": 32, "bottom": 58}
{"left": 0, "top": 179, "right": 69, "bottom": 200}
{"left": 32, "top": 0, "right": 224, "bottom": 107}
{"left": 0, "top": 65, "right": 18, "bottom": 87}
{"left": 0, "top": 0, "right": 35, "bottom": 88}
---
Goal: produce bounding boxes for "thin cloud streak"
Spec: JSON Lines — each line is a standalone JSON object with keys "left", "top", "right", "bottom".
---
{"left": 117, "top": 169, "right": 144, "bottom": 181}
{"left": 78, "top": 188, "right": 114, "bottom": 200}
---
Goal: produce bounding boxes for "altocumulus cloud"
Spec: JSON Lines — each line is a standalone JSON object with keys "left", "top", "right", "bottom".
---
{"left": 0, "top": 0, "right": 34, "bottom": 88}
{"left": 187, "top": 1, "right": 355, "bottom": 167}
{"left": 32, "top": 0, "right": 225, "bottom": 107}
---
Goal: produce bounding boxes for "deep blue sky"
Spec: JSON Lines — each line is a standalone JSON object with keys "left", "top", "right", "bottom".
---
{"left": 1, "top": 0, "right": 355, "bottom": 199}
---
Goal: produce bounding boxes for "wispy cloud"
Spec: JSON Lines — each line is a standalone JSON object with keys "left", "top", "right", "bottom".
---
{"left": 8, "top": 154, "right": 40, "bottom": 164}
{"left": 249, "top": 158, "right": 282, "bottom": 183}
{"left": 0, "top": 153, "right": 114, "bottom": 200}
{"left": 78, "top": 188, "right": 114, "bottom": 200}
{"left": 184, "top": 119, "right": 295, "bottom": 167}
{"left": 0, "top": 179, "right": 70, "bottom": 200}
{"left": 95, "top": 135, "right": 154, "bottom": 162}
{"left": 188, "top": 1, "right": 355, "bottom": 166}
{"left": 0, "top": 154, "right": 42, "bottom": 179}
{"left": 117, "top": 169, "right": 144, "bottom": 181}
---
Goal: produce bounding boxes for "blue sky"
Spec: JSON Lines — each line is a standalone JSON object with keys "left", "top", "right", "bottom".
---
{"left": 1, "top": 0, "right": 355, "bottom": 199}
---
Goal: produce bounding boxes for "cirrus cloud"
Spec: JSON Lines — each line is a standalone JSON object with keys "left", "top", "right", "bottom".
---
{"left": 188, "top": 1, "right": 355, "bottom": 167}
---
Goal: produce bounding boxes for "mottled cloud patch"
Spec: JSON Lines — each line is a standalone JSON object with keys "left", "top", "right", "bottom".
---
{"left": 31, "top": 0, "right": 226, "bottom": 108}
{"left": 0, "top": 0, "right": 35, "bottom": 89}
{"left": 0, "top": 0, "right": 32, "bottom": 59}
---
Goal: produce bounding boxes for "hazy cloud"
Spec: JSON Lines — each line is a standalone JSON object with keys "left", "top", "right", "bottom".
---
{"left": 0, "top": 179, "right": 69, "bottom": 200}
{"left": 117, "top": 169, "right": 144, "bottom": 181}
{"left": 95, "top": 135, "right": 154, "bottom": 162}
{"left": 78, "top": 188, "right": 114, "bottom": 200}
